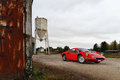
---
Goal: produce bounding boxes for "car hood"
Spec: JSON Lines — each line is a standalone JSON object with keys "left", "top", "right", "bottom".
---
{"left": 87, "top": 52, "right": 105, "bottom": 58}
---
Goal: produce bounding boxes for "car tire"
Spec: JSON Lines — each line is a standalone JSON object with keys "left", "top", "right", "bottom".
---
{"left": 94, "top": 61, "right": 100, "bottom": 63}
{"left": 78, "top": 55, "right": 85, "bottom": 64}
{"left": 62, "top": 55, "right": 67, "bottom": 61}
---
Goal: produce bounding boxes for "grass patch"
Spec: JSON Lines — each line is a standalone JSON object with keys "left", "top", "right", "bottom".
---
{"left": 105, "top": 55, "right": 120, "bottom": 58}
{"left": 30, "top": 61, "right": 94, "bottom": 80}
{"left": 31, "top": 65, "right": 46, "bottom": 80}
{"left": 30, "top": 62, "right": 78, "bottom": 80}
{"left": 105, "top": 56, "right": 120, "bottom": 58}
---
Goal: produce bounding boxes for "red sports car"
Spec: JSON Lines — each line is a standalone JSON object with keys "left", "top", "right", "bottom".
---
{"left": 61, "top": 48, "right": 105, "bottom": 63}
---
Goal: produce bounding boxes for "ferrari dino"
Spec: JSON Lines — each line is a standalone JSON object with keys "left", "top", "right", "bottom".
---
{"left": 61, "top": 48, "right": 105, "bottom": 63}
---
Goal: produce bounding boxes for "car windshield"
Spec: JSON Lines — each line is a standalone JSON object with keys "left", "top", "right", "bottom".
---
{"left": 77, "top": 48, "right": 91, "bottom": 52}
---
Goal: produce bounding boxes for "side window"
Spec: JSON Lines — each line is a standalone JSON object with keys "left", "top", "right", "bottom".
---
{"left": 69, "top": 49, "right": 77, "bottom": 53}
{"left": 74, "top": 49, "right": 77, "bottom": 53}
{"left": 77, "top": 49, "right": 81, "bottom": 53}
{"left": 69, "top": 50, "right": 72, "bottom": 52}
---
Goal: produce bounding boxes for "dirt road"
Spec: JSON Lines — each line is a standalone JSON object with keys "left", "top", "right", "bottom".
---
{"left": 33, "top": 53, "right": 120, "bottom": 80}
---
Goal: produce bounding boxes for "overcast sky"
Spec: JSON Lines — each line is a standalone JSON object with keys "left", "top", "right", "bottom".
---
{"left": 32, "top": 0, "right": 120, "bottom": 49}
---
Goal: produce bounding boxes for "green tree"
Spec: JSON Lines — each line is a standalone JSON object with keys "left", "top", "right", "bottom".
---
{"left": 57, "top": 47, "right": 63, "bottom": 53}
{"left": 46, "top": 47, "right": 53, "bottom": 52}
{"left": 118, "top": 43, "right": 120, "bottom": 50}
{"left": 109, "top": 41, "right": 114, "bottom": 50}
{"left": 63, "top": 46, "right": 70, "bottom": 52}
{"left": 36, "top": 47, "right": 40, "bottom": 52}
{"left": 101, "top": 41, "right": 108, "bottom": 52}
{"left": 97, "top": 47, "right": 101, "bottom": 52}
{"left": 40, "top": 46, "right": 44, "bottom": 49}
{"left": 107, "top": 44, "right": 111, "bottom": 50}
{"left": 93, "top": 43, "right": 99, "bottom": 51}
{"left": 113, "top": 40, "right": 118, "bottom": 50}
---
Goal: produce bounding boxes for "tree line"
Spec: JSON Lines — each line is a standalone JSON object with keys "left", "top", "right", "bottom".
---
{"left": 93, "top": 40, "right": 120, "bottom": 52}
{"left": 36, "top": 46, "right": 70, "bottom": 53}
{"left": 56, "top": 46, "right": 70, "bottom": 53}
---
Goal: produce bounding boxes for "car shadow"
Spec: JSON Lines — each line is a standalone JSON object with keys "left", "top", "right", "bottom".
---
{"left": 64, "top": 60, "right": 107, "bottom": 65}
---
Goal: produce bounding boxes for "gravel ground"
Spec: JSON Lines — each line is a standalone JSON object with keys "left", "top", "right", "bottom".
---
{"left": 32, "top": 53, "right": 120, "bottom": 80}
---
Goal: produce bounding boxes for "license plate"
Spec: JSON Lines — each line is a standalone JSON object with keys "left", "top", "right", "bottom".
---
{"left": 98, "top": 60, "right": 101, "bottom": 62}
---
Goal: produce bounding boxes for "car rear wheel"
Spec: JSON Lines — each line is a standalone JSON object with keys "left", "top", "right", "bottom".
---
{"left": 62, "top": 55, "right": 67, "bottom": 61}
{"left": 78, "top": 55, "right": 85, "bottom": 64}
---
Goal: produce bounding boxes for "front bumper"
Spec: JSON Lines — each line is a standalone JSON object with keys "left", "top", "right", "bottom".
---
{"left": 85, "top": 58, "right": 105, "bottom": 62}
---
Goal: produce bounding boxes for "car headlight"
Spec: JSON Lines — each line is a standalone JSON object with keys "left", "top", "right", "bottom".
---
{"left": 86, "top": 53, "right": 89, "bottom": 56}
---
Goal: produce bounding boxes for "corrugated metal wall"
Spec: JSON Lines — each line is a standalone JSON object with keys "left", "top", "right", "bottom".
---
{"left": 0, "top": 0, "right": 33, "bottom": 79}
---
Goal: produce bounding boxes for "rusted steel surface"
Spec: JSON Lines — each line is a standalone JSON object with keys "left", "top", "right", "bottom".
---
{"left": 0, "top": 0, "right": 25, "bottom": 78}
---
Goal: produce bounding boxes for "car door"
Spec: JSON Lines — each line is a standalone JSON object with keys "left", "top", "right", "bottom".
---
{"left": 66, "top": 49, "right": 72, "bottom": 60}
{"left": 67, "top": 49, "right": 78, "bottom": 60}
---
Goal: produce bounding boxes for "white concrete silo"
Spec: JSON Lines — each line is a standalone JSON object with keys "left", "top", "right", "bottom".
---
{"left": 34, "top": 17, "right": 50, "bottom": 54}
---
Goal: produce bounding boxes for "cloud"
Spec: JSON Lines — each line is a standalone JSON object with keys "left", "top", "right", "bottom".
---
{"left": 32, "top": 0, "right": 120, "bottom": 49}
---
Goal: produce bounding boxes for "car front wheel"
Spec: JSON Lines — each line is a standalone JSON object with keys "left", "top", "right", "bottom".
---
{"left": 78, "top": 55, "right": 85, "bottom": 63}
{"left": 62, "top": 55, "right": 67, "bottom": 61}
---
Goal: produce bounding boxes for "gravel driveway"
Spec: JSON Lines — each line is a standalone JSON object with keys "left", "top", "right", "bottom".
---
{"left": 33, "top": 53, "right": 120, "bottom": 80}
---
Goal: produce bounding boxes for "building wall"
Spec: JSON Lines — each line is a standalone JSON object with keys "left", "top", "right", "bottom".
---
{"left": 0, "top": 0, "right": 33, "bottom": 79}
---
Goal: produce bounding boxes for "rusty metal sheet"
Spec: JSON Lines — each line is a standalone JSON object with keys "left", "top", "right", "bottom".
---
{"left": 0, "top": 0, "right": 25, "bottom": 78}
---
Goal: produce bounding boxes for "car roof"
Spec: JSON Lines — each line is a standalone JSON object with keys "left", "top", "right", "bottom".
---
{"left": 71, "top": 48, "right": 85, "bottom": 49}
